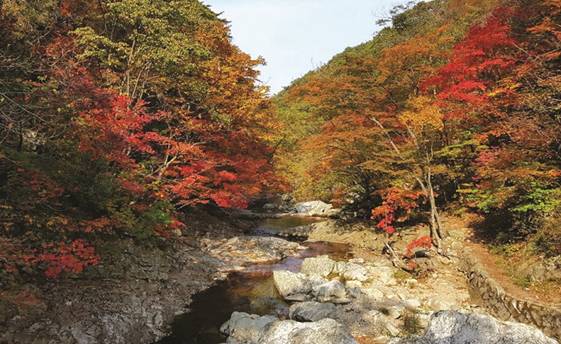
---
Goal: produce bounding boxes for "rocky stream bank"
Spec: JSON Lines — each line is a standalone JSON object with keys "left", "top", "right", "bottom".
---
{"left": 164, "top": 217, "right": 559, "bottom": 344}
{"left": 1, "top": 208, "right": 559, "bottom": 344}
{"left": 0, "top": 210, "right": 284, "bottom": 344}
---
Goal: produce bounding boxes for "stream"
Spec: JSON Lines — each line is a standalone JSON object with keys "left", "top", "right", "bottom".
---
{"left": 157, "top": 216, "right": 352, "bottom": 344}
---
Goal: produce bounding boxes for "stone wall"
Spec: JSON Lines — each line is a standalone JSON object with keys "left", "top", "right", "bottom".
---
{"left": 459, "top": 253, "right": 561, "bottom": 340}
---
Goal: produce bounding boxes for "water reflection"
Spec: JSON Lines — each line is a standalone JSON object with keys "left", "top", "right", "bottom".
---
{"left": 157, "top": 236, "right": 351, "bottom": 344}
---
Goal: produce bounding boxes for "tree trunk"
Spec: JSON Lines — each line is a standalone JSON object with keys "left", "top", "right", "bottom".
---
{"left": 422, "top": 166, "right": 447, "bottom": 249}
{"left": 17, "top": 122, "right": 23, "bottom": 152}
{"left": 383, "top": 235, "right": 406, "bottom": 270}
{"left": 426, "top": 169, "right": 447, "bottom": 239}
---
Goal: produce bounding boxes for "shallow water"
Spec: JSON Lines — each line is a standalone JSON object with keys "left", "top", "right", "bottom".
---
{"left": 157, "top": 218, "right": 351, "bottom": 344}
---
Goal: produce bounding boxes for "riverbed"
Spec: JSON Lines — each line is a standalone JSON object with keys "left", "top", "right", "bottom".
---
{"left": 158, "top": 216, "right": 351, "bottom": 344}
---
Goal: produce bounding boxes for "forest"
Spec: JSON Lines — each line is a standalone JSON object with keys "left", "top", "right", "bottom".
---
{"left": 0, "top": 0, "right": 560, "bottom": 343}
{"left": 0, "top": 0, "right": 283, "bottom": 279}
{"left": 2, "top": 0, "right": 558, "bottom": 279}
{"left": 275, "top": 0, "right": 561, "bottom": 256}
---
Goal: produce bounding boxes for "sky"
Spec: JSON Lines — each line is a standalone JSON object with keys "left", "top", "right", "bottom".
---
{"left": 203, "top": 0, "right": 408, "bottom": 94}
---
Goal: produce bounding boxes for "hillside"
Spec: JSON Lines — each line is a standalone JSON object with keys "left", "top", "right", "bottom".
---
{"left": 274, "top": 0, "right": 560, "bottom": 303}
{"left": 274, "top": 0, "right": 560, "bottom": 250}
{"left": 1, "top": 0, "right": 560, "bottom": 343}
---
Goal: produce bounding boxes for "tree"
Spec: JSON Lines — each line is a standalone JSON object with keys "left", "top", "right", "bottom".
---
{"left": 0, "top": 0, "right": 282, "bottom": 279}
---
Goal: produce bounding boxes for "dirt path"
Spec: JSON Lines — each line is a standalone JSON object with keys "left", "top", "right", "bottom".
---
{"left": 443, "top": 216, "right": 561, "bottom": 306}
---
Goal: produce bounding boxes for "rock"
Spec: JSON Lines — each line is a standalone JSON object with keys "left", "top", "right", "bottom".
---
{"left": 312, "top": 280, "right": 350, "bottom": 304}
{"left": 345, "top": 280, "right": 363, "bottom": 289}
{"left": 391, "top": 310, "right": 558, "bottom": 344}
{"left": 301, "top": 255, "right": 336, "bottom": 277}
{"left": 1, "top": 237, "right": 226, "bottom": 344}
{"left": 526, "top": 256, "right": 561, "bottom": 283}
{"left": 403, "top": 299, "right": 422, "bottom": 311}
{"left": 295, "top": 201, "right": 336, "bottom": 217}
{"left": 279, "top": 194, "right": 297, "bottom": 212}
{"left": 368, "top": 266, "right": 395, "bottom": 284}
{"left": 289, "top": 302, "right": 338, "bottom": 322}
{"left": 350, "top": 258, "right": 365, "bottom": 264}
{"left": 363, "top": 286, "right": 385, "bottom": 300}
{"left": 426, "top": 298, "right": 454, "bottom": 312}
{"left": 387, "top": 304, "right": 405, "bottom": 319}
{"left": 205, "top": 236, "right": 304, "bottom": 269}
{"left": 405, "top": 279, "right": 419, "bottom": 288}
{"left": 346, "top": 285, "right": 363, "bottom": 299}
{"left": 385, "top": 321, "right": 402, "bottom": 337}
{"left": 339, "top": 263, "right": 369, "bottom": 282}
{"left": 337, "top": 306, "right": 401, "bottom": 339}
{"left": 259, "top": 318, "right": 357, "bottom": 344}
{"left": 220, "top": 312, "right": 277, "bottom": 344}
{"left": 263, "top": 203, "right": 279, "bottom": 212}
{"left": 273, "top": 271, "right": 326, "bottom": 301}
{"left": 413, "top": 257, "right": 435, "bottom": 274}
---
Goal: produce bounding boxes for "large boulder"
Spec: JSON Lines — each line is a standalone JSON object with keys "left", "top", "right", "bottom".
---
{"left": 220, "top": 312, "right": 277, "bottom": 344}
{"left": 289, "top": 301, "right": 338, "bottom": 322}
{"left": 295, "top": 201, "right": 339, "bottom": 217}
{"left": 391, "top": 311, "right": 558, "bottom": 344}
{"left": 337, "top": 262, "right": 369, "bottom": 282}
{"left": 272, "top": 271, "right": 326, "bottom": 301}
{"left": 312, "top": 280, "right": 350, "bottom": 304}
{"left": 259, "top": 318, "right": 357, "bottom": 344}
{"left": 301, "top": 255, "right": 336, "bottom": 277}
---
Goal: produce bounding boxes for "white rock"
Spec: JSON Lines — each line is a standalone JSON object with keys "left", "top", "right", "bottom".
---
{"left": 385, "top": 322, "right": 401, "bottom": 337}
{"left": 387, "top": 305, "right": 405, "bottom": 319}
{"left": 289, "top": 301, "right": 337, "bottom": 322}
{"left": 312, "top": 280, "right": 349, "bottom": 304}
{"left": 390, "top": 311, "right": 558, "bottom": 344}
{"left": 405, "top": 279, "right": 418, "bottom": 288}
{"left": 273, "top": 271, "right": 326, "bottom": 301}
{"left": 426, "top": 298, "right": 455, "bottom": 312}
{"left": 363, "top": 287, "right": 385, "bottom": 300}
{"left": 295, "top": 201, "right": 338, "bottom": 217}
{"left": 259, "top": 318, "right": 357, "bottom": 344}
{"left": 368, "top": 266, "right": 395, "bottom": 284}
{"left": 403, "top": 299, "right": 422, "bottom": 311}
{"left": 345, "top": 280, "right": 363, "bottom": 289}
{"left": 340, "top": 263, "right": 369, "bottom": 282}
{"left": 220, "top": 312, "right": 277, "bottom": 344}
{"left": 350, "top": 258, "right": 365, "bottom": 264}
{"left": 301, "top": 255, "right": 336, "bottom": 277}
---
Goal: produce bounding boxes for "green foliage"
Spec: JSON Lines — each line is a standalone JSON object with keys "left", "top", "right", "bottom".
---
{"left": 465, "top": 189, "right": 500, "bottom": 213}
{"left": 71, "top": 0, "right": 216, "bottom": 100}
{"left": 72, "top": 27, "right": 130, "bottom": 69}
{"left": 0, "top": 0, "right": 59, "bottom": 41}
{"left": 512, "top": 185, "right": 561, "bottom": 215}
{"left": 532, "top": 210, "right": 561, "bottom": 257}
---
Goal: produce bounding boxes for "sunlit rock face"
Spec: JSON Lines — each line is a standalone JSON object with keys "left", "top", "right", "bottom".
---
{"left": 391, "top": 311, "right": 559, "bottom": 344}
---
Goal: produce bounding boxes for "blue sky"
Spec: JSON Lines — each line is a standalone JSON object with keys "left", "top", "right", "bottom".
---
{"left": 203, "top": 0, "right": 409, "bottom": 94}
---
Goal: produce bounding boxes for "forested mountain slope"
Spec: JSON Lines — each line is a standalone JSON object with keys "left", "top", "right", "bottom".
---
{"left": 274, "top": 0, "right": 561, "bottom": 255}
{"left": 1, "top": 0, "right": 560, "bottom": 343}
{"left": 0, "top": 0, "right": 281, "bottom": 279}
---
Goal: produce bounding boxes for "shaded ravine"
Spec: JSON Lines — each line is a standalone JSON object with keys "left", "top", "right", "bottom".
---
{"left": 157, "top": 216, "right": 351, "bottom": 344}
